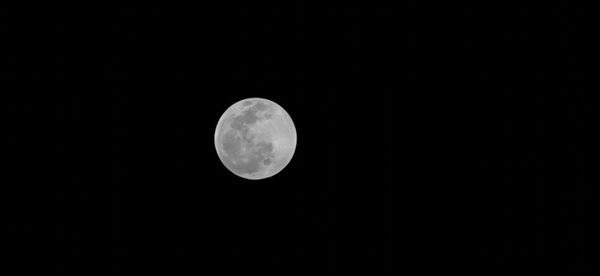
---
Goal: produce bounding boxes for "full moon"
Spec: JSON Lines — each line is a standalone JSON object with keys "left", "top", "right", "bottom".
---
{"left": 215, "top": 98, "right": 297, "bottom": 180}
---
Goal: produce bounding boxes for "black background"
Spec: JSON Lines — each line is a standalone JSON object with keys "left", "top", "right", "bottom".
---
{"left": 3, "top": 4, "right": 393, "bottom": 275}
{"left": 434, "top": 3, "right": 591, "bottom": 272}
{"left": 2, "top": 2, "right": 592, "bottom": 274}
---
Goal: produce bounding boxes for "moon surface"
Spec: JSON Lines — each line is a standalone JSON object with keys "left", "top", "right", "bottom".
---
{"left": 215, "top": 98, "right": 297, "bottom": 180}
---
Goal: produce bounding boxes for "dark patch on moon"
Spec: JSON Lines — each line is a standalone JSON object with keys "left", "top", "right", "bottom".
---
{"left": 253, "top": 101, "right": 268, "bottom": 111}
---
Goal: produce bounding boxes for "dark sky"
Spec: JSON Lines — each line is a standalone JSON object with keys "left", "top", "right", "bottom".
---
{"left": 3, "top": 4, "right": 393, "bottom": 275}
{"left": 431, "top": 3, "right": 591, "bottom": 272}
{"left": 2, "top": 2, "right": 591, "bottom": 274}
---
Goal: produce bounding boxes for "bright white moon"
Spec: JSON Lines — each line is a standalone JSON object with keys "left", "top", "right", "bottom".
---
{"left": 215, "top": 98, "right": 297, "bottom": 180}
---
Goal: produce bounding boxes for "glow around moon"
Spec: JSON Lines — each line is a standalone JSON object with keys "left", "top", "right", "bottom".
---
{"left": 215, "top": 98, "right": 297, "bottom": 180}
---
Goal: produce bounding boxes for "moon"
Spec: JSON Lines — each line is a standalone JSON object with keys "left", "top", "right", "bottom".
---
{"left": 215, "top": 98, "right": 297, "bottom": 180}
